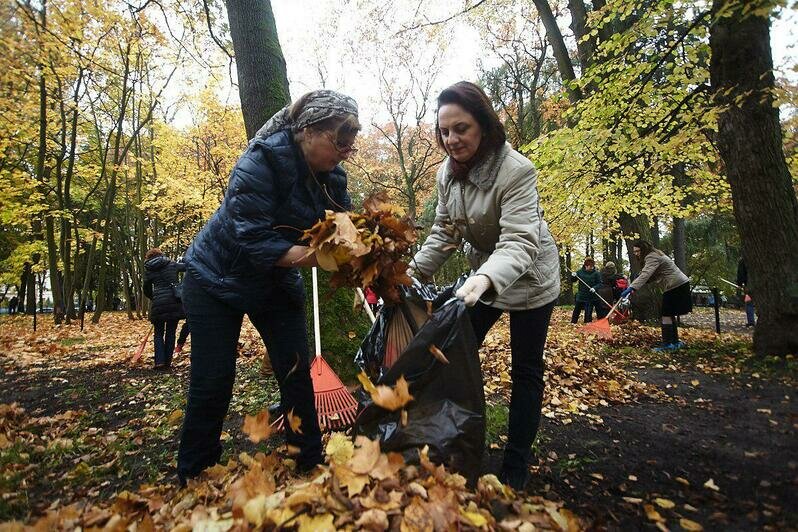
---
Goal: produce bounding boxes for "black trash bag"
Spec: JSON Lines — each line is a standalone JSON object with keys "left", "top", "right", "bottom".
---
{"left": 355, "top": 276, "right": 463, "bottom": 381}
{"left": 354, "top": 291, "right": 485, "bottom": 481}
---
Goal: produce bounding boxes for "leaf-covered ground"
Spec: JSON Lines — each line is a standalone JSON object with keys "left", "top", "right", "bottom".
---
{"left": 0, "top": 308, "right": 795, "bottom": 530}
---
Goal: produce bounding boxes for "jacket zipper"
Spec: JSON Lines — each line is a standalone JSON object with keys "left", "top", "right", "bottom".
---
{"left": 459, "top": 181, "right": 473, "bottom": 242}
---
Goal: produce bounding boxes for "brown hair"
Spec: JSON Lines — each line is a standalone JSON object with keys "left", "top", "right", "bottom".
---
{"left": 632, "top": 239, "right": 657, "bottom": 259}
{"left": 583, "top": 257, "right": 595, "bottom": 268}
{"left": 435, "top": 81, "right": 506, "bottom": 160}
{"left": 145, "top": 247, "right": 163, "bottom": 261}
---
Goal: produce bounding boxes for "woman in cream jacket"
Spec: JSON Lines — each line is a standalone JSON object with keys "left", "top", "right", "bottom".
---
{"left": 412, "top": 81, "right": 560, "bottom": 491}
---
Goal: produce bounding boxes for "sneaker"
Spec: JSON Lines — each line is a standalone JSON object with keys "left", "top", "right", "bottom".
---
{"left": 745, "top": 323, "right": 755, "bottom": 327}
{"left": 653, "top": 341, "right": 685, "bottom": 352}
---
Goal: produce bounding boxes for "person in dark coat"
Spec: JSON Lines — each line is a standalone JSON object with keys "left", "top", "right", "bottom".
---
{"left": 177, "top": 90, "right": 360, "bottom": 485}
{"left": 570, "top": 258, "right": 601, "bottom": 323}
{"left": 594, "top": 261, "right": 627, "bottom": 319}
{"left": 8, "top": 296, "right": 18, "bottom": 314}
{"left": 143, "top": 248, "right": 186, "bottom": 369}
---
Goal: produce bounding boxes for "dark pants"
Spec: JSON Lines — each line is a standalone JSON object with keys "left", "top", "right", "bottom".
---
{"left": 468, "top": 299, "right": 555, "bottom": 474}
{"left": 745, "top": 301, "right": 755, "bottom": 325}
{"left": 177, "top": 321, "right": 191, "bottom": 346}
{"left": 177, "top": 273, "right": 322, "bottom": 482}
{"left": 153, "top": 320, "right": 178, "bottom": 367}
{"left": 571, "top": 300, "right": 593, "bottom": 323}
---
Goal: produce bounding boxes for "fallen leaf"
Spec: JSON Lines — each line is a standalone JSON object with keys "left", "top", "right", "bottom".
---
{"left": 325, "top": 432, "right": 354, "bottom": 465}
{"left": 242, "top": 410, "right": 272, "bottom": 443}
{"left": 286, "top": 409, "right": 303, "bottom": 435}
{"left": 655, "top": 498, "right": 675, "bottom": 509}
{"left": 167, "top": 409, "right": 183, "bottom": 426}
{"left": 429, "top": 345, "right": 449, "bottom": 364}
{"left": 644, "top": 504, "right": 664, "bottom": 522}
{"left": 349, "top": 436, "right": 381, "bottom": 474}
{"left": 680, "top": 518, "right": 704, "bottom": 531}
{"left": 703, "top": 478, "right": 720, "bottom": 491}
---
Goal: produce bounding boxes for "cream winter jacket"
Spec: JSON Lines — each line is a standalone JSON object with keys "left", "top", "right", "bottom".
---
{"left": 412, "top": 143, "right": 561, "bottom": 311}
{"left": 630, "top": 250, "right": 689, "bottom": 293}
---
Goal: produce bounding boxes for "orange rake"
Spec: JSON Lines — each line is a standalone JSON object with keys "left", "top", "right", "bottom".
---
{"left": 130, "top": 325, "right": 153, "bottom": 365}
{"left": 579, "top": 296, "right": 628, "bottom": 340}
{"left": 273, "top": 267, "right": 359, "bottom": 432}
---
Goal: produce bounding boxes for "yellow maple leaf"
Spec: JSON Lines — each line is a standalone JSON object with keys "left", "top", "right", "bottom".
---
{"left": 325, "top": 432, "right": 354, "bottom": 465}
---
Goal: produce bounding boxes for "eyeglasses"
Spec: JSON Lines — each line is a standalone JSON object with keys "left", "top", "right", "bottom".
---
{"left": 325, "top": 132, "right": 358, "bottom": 155}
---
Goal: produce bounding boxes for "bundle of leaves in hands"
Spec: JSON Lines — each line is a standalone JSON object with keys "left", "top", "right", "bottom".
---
{"left": 303, "top": 192, "right": 416, "bottom": 303}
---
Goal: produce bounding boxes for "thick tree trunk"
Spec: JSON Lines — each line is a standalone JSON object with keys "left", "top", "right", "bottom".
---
{"left": 619, "top": 212, "right": 660, "bottom": 323}
{"left": 710, "top": 0, "right": 798, "bottom": 356}
{"left": 225, "top": 0, "right": 291, "bottom": 139}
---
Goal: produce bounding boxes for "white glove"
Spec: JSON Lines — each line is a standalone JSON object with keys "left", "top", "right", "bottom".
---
{"left": 455, "top": 275, "right": 492, "bottom": 307}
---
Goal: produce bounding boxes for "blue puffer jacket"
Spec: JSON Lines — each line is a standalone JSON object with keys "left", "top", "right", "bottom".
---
{"left": 184, "top": 129, "right": 351, "bottom": 313}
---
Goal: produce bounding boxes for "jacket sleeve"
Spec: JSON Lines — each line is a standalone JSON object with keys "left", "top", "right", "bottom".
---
{"left": 229, "top": 148, "right": 295, "bottom": 273}
{"left": 475, "top": 165, "right": 540, "bottom": 298}
{"left": 143, "top": 271, "right": 153, "bottom": 299}
{"left": 630, "top": 254, "right": 661, "bottom": 290}
{"left": 411, "top": 172, "right": 462, "bottom": 278}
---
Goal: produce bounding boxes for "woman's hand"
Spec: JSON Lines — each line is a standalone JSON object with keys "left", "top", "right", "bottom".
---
{"left": 276, "top": 246, "right": 319, "bottom": 268}
{"left": 455, "top": 274, "right": 492, "bottom": 306}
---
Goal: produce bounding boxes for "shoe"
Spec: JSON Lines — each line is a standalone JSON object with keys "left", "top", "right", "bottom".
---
{"left": 499, "top": 467, "right": 529, "bottom": 491}
{"left": 174, "top": 344, "right": 184, "bottom": 354}
{"left": 746, "top": 323, "right": 755, "bottom": 327}
{"left": 653, "top": 341, "right": 685, "bottom": 353}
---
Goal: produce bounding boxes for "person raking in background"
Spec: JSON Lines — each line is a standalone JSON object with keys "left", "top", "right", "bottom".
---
{"left": 736, "top": 258, "right": 755, "bottom": 327}
{"left": 143, "top": 248, "right": 186, "bottom": 370}
{"left": 410, "top": 81, "right": 560, "bottom": 491}
{"left": 177, "top": 90, "right": 360, "bottom": 486}
{"left": 621, "top": 239, "right": 693, "bottom": 351}
{"left": 570, "top": 257, "right": 601, "bottom": 323}
{"left": 594, "top": 261, "right": 628, "bottom": 319}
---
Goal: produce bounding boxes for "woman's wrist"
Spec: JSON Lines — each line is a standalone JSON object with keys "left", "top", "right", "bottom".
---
{"left": 276, "top": 245, "right": 318, "bottom": 268}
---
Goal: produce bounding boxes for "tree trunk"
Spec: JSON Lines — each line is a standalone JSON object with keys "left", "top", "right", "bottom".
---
{"left": 18, "top": 265, "right": 29, "bottom": 314}
{"left": 531, "top": 0, "right": 581, "bottom": 102}
{"left": 672, "top": 217, "right": 687, "bottom": 274}
{"left": 619, "top": 212, "right": 660, "bottom": 323}
{"left": 225, "top": 0, "right": 291, "bottom": 139}
{"left": 45, "top": 216, "right": 65, "bottom": 323}
{"left": 710, "top": 0, "right": 798, "bottom": 356}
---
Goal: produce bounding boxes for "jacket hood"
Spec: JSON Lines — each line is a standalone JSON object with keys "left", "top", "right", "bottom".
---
{"left": 144, "top": 255, "right": 170, "bottom": 271}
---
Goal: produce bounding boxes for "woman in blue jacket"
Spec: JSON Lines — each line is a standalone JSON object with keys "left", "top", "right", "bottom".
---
{"left": 177, "top": 90, "right": 360, "bottom": 484}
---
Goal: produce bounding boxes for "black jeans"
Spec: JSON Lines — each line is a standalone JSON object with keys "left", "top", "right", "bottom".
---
{"left": 153, "top": 320, "right": 178, "bottom": 367}
{"left": 468, "top": 299, "right": 555, "bottom": 474}
{"left": 177, "top": 273, "right": 322, "bottom": 482}
{"left": 571, "top": 300, "right": 594, "bottom": 323}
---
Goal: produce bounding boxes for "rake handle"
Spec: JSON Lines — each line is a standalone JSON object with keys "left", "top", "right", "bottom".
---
{"left": 312, "top": 267, "right": 322, "bottom": 359}
{"left": 571, "top": 269, "right": 627, "bottom": 319}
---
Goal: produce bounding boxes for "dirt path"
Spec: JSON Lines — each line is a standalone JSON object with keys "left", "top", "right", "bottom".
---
{"left": 489, "top": 367, "right": 797, "bottom": 530}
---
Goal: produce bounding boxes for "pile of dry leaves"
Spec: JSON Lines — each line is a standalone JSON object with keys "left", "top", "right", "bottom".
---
{"left": 1, "top": 400, "right": 580, "bottom": 531}
{"left": 480, "top": 310, "right": 664, "bottom": 426}
{"left": 303, "top": 192, "right": 416, "bottom": 303}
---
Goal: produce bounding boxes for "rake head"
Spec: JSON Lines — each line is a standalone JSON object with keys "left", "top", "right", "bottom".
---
{"left": 579, "top": 317, "right": 613, "bottom": 340}
{"left": 271, "top": 355, "right": 359, "bottom": 433}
